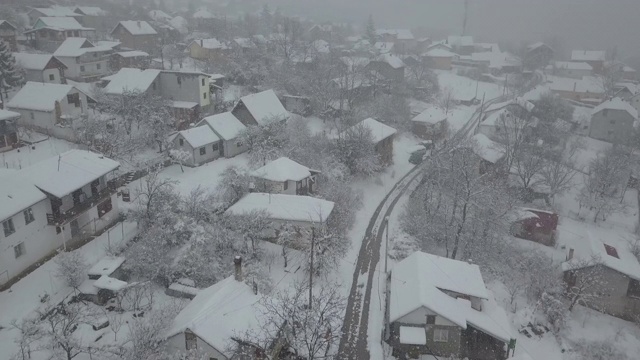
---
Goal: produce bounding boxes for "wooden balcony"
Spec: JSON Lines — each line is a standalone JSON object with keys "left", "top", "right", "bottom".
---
{"left": 46, "top": 184, "right": 116, "bottom": 226}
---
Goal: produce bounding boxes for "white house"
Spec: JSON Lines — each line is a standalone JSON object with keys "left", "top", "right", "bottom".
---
{"left": 0, "top": 150, "right": 120, "bottom": 287}
{"left": 387, "top": 252, "right": 513, "bottom": 360}
{"left": 25, "top": 17, "right": 95, "bottom": 52}
{"left": 7, "top": 82, "right": 90, "bottom": 141}
{"left": 196, "top": 112, "right": 247, "bottom": 158}
{"left": 546, "top": 61, "right": 593, "bottom": 79}
{"left": 13, "top": 53, "right": 67, "bottom": 84}
{"left": 164, "top": 258, "right": 271, "bottom": 360}
{"left": 169, "top": 125, "right": 221, "bottom": 166}
{"left": 54, "top": 38, "right": 113, "bottom": 82}
{"left": 251, "top": 157, "right": 320, "bottom": 196}
{"left": 231, "top": 89, "right": 289, "bottom": 126}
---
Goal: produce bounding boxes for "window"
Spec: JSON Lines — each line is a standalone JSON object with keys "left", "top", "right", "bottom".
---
{"left": 14, "top": 242, "right": 25, "bottom": 258}
{"left": 97, "top": 198, "right": 113, "bottom": 218}
{"left": 426, "top": 315, "right": 436, "bottom": 324}
{"left": 201, "top": 78, "right": 205, "bottom": 86}
{"left": 236, "top": 141, "right": 243, "bottom": 147}
{"left": 185, "top": 332, "right": 197, "bottom": 350}
{"left": 3, "top": 219, "right": 16, "bottom": 237}
{"left": 93, "top": 53, "right": 98, "bottom": 58}
{"left": 152, "top": 82, "right": 156, "bottom": 90}
{"left": 67, "top": 93, "right": 80, "bottom": 108}
{"left": 177, "top": 76, "right": 182, "bottom": 85}
{"left": 212, "top": 142, "right": 219, "bottom": 152}
{"left": 179, "top": 138, "right": 184, "bottom": 146}
{"left": 80, "top": 65, "right": 85, "bottom": 72}
{"left": 628, "top": 279, "right": 640, "bottom": 298}
{"left": 433, "top": 328, "right": 449, "bottom": 342}
{"left": 96, "top": 63, "right": 101, "bottom": 70}
{"left": 23, "top": 208, "right": 35, "bottom": 225}
{"left": 604, "top": 244, "right": 620, "bottom": 258}
{"left": 56, "top": 226, "right": 62, "bottom": 234}
{"left": 30, "top": 112, "right": 34, "bottom": 120}
{"left": 283, "top": 181, "right": 288, "bottom": 190}
{"left": 199, "top": 147, "right": 206, "bottom": 155}
{"left": 203, "top": 92, "right": 207, "bottom": 99}
{"left": 49, "top": 74, "right": 55, "bottom": 81}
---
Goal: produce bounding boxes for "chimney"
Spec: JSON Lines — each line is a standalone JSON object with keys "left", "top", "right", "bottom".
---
{"left": 252, "top": 280, "right": 258, "bottom": 295}
{"left": 234, "top": 256, "right": 243, "bottom": 282}
{"left": 567, "top": 248, "right": 574, "bottom": 261}
{"left": 200, "top": 39, "right": 203, "bottom": 47}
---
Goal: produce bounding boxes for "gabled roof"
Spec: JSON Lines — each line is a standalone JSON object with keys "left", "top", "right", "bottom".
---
{"left": 547, "top": 75, "right": 604, "bottom": 94}
{"left": 0, "top": 109, "right": 20, "bottom": 122}
{"left": 32, "top": 17, "right": 90, "bottom": 31}
{"left": 102, "top": 68, "right": 161, "bottom": 95}
{"left": 226, "top": 193, "right": 335, "bottom": 223}
{"left": 114, "top": 50, "right": 149, "bottom": 58}
{"left": 376, "top": 29, "right": 414, "bottom": 40}
{"left": 235, "top": 89, "right": 289, "bottom": 125}
{"left": 424, "top": 48, "right": 457, "bottom": 58}
{"left": 592, "top": 97, "right": 638, "bottom": 119}
{"left": 29, "top": 6, "right": 81, "bottom": 18}
{"left": 148, "top": 9, "right": 172, "bottom": 22}
{"left": 374, "top": 42, "right": 394, "bottom": 53}
{"left": 412, "top": 107, "right": 447, "bottom": 124}
{"left": 0, "top": 20, "right": 17, "bottom": 31}
{"left": 251, "top": 157, "right": 315, "bottom": 182}
{"left": 13, "top": 53, "right": 67, "bottom": 71}
{"left": 113, "top": 21, "right": 157, "bottom": 36}
{"left": 376, "top": 53, "right": 405, "bottom": 69}
{"left": 571, "top": 50, "right": 605, "bottom": 62}
{"left": 447, "top": 35, "right": 474, "bottom": 47}
{"left": 54, "top": 37, "right": 112, "bottom": 57}
{"left": 0, "top": 173, "right": 48, "bottom": 222}
{"left": 7, "top": 82, "right": 82, "bottom": 111}
{"left": 353, "top": 118, "right": 397, "bottom": 143}
{"left": 233, "top": 37, "right": 256, "bottom": 49}
{"left": 74, "top": 7, "right": 107, "bottom": 16}
{"left": 198, "top": 112, "right": 246, "bottom": 140}
{"left": 165, "top": 276, "right": 268, "bottom": 358}
{"left": 526, "top": 42, "right": 553, "bottom": 52}
{"left": 471, "top": 133, "right": 505, "bottom": 163}
{"left": 175, "top": 125, "right": 220, "bottom": 148}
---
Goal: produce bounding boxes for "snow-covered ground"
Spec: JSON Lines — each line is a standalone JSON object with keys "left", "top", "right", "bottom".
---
{"left": 437, "top": 70, "right": 504, "bottom": 103}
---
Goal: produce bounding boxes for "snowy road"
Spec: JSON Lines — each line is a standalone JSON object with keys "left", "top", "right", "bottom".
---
{"left": 337, "top": 96, "right": 506, "bottom": 359}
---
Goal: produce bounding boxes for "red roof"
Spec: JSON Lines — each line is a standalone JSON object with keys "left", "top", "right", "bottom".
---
{"left": 604, "top": 244, "right": 620, "bottom": 259}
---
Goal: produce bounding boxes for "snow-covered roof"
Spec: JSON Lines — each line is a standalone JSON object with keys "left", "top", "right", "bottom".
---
{"left": 560, "top": 218, "right": 640, "bottom": 281}
{"left": 475, "top": 42, "right": 501, "bottom": 53}
{"left": 376, "top": 29, "right": 414, "bottom": 40}
{"left": 226, "top": 193, "right": 335, "bottom": 223}
{"left": 175, "top": 125, "right": 220, "bottom": 148}
{"left": 376, "top": 53, "right": 405, "bottom": 69}
{"left": 374, "top": 42, "right": 394, "bottom": 53}
{"left": 526, "top": 42, "right": 552, "bottom": 52}
{"left": 0, "top": 109, "right": 20, "bottom": 122}
{"left": 148, "top": 9, "right": 172, "bottom": 21}
{"left": 311, "top": 39, "right": 330, "bottom": 54}
{"left": 115, "top": 50, "right": 149, "bottom": 58}
{"left": 190, "top": 38, "right": 228, "bottom": 50}
{"left": 75, "top": 6, "right": 107, "bottom": 16}
{"left": 169, "top": 16, "right": 188, "bottom": 34}
{"left": 412, "top": 107, "right": 447, "bottom": 124}
{"left": 0, "top": 20, "right": 17, "bottom": 30}
{"left": 12, "top": 53, "right": 63, "bottom": 71}
{"left": 547, "top": 75, "right": 604, "bottom": 94}
{"left": 470, "top": 51, "right": 522, "bottom": 69}
{"left": 165, "top": 276, "right": 267, "bottom": 358}
{"left": 507, "top": 208, "right": 540, "bottom": 223}
{"left": 0, "top": 173, "right": 47, "bottom": 222}
{"left": 33, "top": 17, "right": 90, "bottom": 31}
{"left": 31, "top": 6, "right": 81, "bottom": 17}
{"left": 115, "top": 20, "right": 157, "bottom": 35}
{"left": 399, "top": 326, "right": 426, "bottom": 345}
{"left": 354, "top": 118, "right": 397, "bottom": 143}
{"left": 7, "top": 82, "right": 80, "bottom": 111}
{"left": 251, "top": 157, "right": 315, "bottom": 182}
{"left": 193, "top": 9, "right": 215, "bottom": 19}
{"left": 169, "top": 101, "right": 198, "bottom": 109}
{"left": 93, "top": 276, "right": 128, "bottom": 291}
{"left": 460, "top": 293, "right": 512, "bottom": 342}
{"left": 233, "top": 37, "right": 256, "bottom": 49}
{"left": 54, "top": 38, "right": 112, "bottom": 57}
{"left": 447, "top": 35, "right": 474, "bottom": 47}
{"left": 198, "top": 112, "right": 246, "bottom": 140}
{"left": 552, "top": 61, "right": 593, "bottom": 71}
{"left": 235, "top": 89, "right": 289, "bottom": 125}
{"left": 424, "top": 48, "right": 457, "bottom": 58}
{"left": 471, "top": 133, "right": 505, "bottom": 163}
{"left": 592, "top": 97, "right": 638, "bottom": 119}
{"left": 88, "top": 257, "right": 125, "bottom": 277}
{"left": 571, "top": 50, "right": 605, "bottom": 62}
{"left": 103, "top": 68, "right": 161, "bottom": 95}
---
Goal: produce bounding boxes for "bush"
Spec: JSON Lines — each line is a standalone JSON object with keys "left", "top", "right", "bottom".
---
{"left": 571, "top": 339, "right": 627, "bottom": 360}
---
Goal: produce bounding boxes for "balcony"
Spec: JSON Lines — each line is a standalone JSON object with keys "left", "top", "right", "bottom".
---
{"left": 46, "top": 184, "right": 117, "bottom": 226}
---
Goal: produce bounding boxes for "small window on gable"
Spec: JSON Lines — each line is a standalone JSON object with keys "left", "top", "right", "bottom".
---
{"left": 212, "top": 142, "right": 219, "bottom": 152}
{"left": 203, "top": 92, "right": 207, "bottom": 99}
{"left": 604, "top": 244, "right": 619, "bottom": 258}
{"left": 179, "top": 138, "right": 184, "bottom": 146}
{"left": 201, "top": 78, "right": 205, "bottom": 86}
{"left": 200, "top": 147, "right": 206, "bottom": 155}
{"left": 426, "top": 315, "right": 436, "bottom": 324}
{"left": 49, "top": 74, "right": 55, "bottom": 81}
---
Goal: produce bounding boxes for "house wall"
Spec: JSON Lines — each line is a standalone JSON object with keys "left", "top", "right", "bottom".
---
{"left": 112, "top": 26, "right": 158, "bottom": 54}
{"left": 389, "top": 321, "right": 462, "bottom": 359}
{"left": 32, "top": 29, "right": 96, "bottom": 52}
{"left": 253, "top": 178, "right": 310, "bottom": 195}
{"left": 554, "top": 68, "right": 592, "bottom": 79}
{"left": 58, "top": 55, "right": 110, "bottom": 82}
{"left": 551, "top": 89, "right": 604, "bottom": 103}
{"left": 0, "top": 199, "right": 59, "bottom": 286}
{"left": 0, "top": 27, "right": 17, "bottom": 51}
{"left": 56, "top": 193, "right": 119, "bottom": 245}
{"left": 589, "top": 108, "right": 635, "bottom": 144}
{"left": 375, "top": 135, "right": 395, "bottom": 165}
{"left": 159, "top": 73, "right": 211, "bottom": 108}
{"left": 172, "top": 135, "right": 220, "bottom": 166}
{"left": 165, "top": 333, "right": 228, "bottom": 360}
{"left": 232, "top": 102, "right": 258, "bottom": 126}
{"left": 629, "top": 94, "right": 640, "bottom": 116}
{"left": 222, "top": 138, "right": 248, "bottom": 158}
{"left": 426, "top": 56, "right": 452, "bottom": 70}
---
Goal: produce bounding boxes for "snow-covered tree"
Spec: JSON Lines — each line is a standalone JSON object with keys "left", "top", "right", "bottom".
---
{"left": 565, "top": 256, "right": 609, "bottom": 311}
{"left": 238, "top": 120, "right": 288, "bottom": 166}
{"left": 35, "top": 302, "right": 94, "bottom": 360}
{"left": 224, "top": 209, "right": 272, "bottom": 255}
{"left": 54, "top": 251, "right": 88, "bottom": 292}
{"left": 215, "top": 166, "right": 253, "bottom": 206}
{"left": 334, "top": 123, "right": 381, "bottom": 176}
{"left": 0, "top": 40, "right": 23, "bottom": 104}
{"left": 539, "top": 139, "right": 580, "bottom": 202}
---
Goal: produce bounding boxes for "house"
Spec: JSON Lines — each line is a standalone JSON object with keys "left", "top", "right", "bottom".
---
{"left": 612, "top": 83, "right": 638, "bottom": 101}
{"left": 0, "top": 150, "right": 120, "bottom": 288}
{"left": 192, "top": 8, "right": 216, "bottom": 29}
{"left": 423, "top": 48, "right": 457, "bottom": 70}
{"left": 411, "top": 107, "right": 448, "bottom": 141}
{"left": 308, "top": 24, "right": 333, "bottom": 41}
{"left": 348, "top": 118, "right": 397, "bottom": 165}
{"left": 25, "top": 17, "right": 95, "bottom": 52}
{"left": 478, "top": 100, "right": 538, "bottom": 142}
{"left": 546, "top": 61, "right": 592, "bottom": 79}
{"left": 148, "top": 9, "right": 172, "bottom": 23}
{"left": 374, "top": 41, "right": 395, "bottom": 54}
{"left": 72, "top": 7, "right": 109, "bottom": 30}
{"left": 232, "top": 89, "right": 289, "bottom": 126}
{"left": 169, "top": 16, "right": 189, "bottom": 35}
{"left": 187, "top": 38, "right": 230, "bottom": 61}
{"left": 589, "top": 97, "right": 638, "bottom": 144}
{"left": 386, "top": 252, "right": 513, "bottom": 360}
{"left": 225, "top": 193, "right": 335, "bottom": 235}
{"left": 230, "top": 37, "right": 257, "bottom": 55}
{"left": 196, "top": 112, "right": 247, "bottom": 158}
{"left": 462, "top": 52, "right": 522, "bottom": 75}
{"left": 470, "top": 133, "right": 506, "bottom": 175}
{"left": 27, "top": 7, "right": 82, "bottom": 25}
{"left": 78, "top": 255, "right": 128, "bottom": 305}
{"left": 53, "top": 38, "right": 113, "bottom": 82}
{"left": 13, "top": 53, "right": 67, "bottom": 84}
{"left": 0, "top": 20, "right": 18, "bottom": 51}
{"left": 560, "top": 218, "right": 640, "bottom": 320}
{"left": 109, "top": 51, "right": 151, "bottom": 71}
{"left": 367, "top": 53, "right": 405, "bottom": 82}
{"left": 0, "top": 109, "right": 20, "bottom": 152}
{"left": 508, "top": 208, "right": 558, "bottom": 246}
{"left": 571, "top": 50, "right": 606, "bottom": 74}
{"left": 524, "top": 42, "right": 554, "bottom": 70}
{"left": 251, "top": 157, "right": 319, "bottom": 196}
{"left": 110, "top": 21, "right": 158, "bottom": 54}
{"left": 547, "top": 75, "right": 605, "bottom": 103}
{"left": 375, "top": 29, "right": 416, "bottom": 54}
{"left": 7, "top": 82, "right": 90, "bottom": 141}
{"left": 447, "top": 35, "right": 475, "bottom": 55}
{"left": 164, "top": 258, "right": 273, "bottom": 360}
{"left": 169, "top": 125, "right": 221, "bottom": 166}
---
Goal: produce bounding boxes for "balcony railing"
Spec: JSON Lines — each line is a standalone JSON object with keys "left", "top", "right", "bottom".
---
{"left": 46, "top": 184, "right": 117, "bottom": 226}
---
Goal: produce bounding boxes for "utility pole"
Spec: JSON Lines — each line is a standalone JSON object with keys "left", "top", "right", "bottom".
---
{"left": 462, "top": 0, "right": 469, "bottom": 36}
{"left": 309, "top": 227, "right": 315, "bottom": 309}
{"left": 384, "top": 216, "right": 390, "bottom": 275}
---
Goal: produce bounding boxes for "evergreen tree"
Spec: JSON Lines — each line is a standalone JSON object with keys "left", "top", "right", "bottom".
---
{"left": 0, "top": 40, "right": 23, "bottom": 104}
{"left": 365, "top": 14, "right": 377, "bottom": 45}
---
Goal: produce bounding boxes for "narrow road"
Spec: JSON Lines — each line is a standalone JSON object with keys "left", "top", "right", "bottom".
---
{"left": 337, "top": 96, "right": 506, "bottom": 359}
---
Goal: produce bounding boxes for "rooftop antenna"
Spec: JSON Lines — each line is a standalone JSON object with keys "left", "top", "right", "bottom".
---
{"left": 462, "top": 0, "right": 469, "bottom": 36}
{"left": 57, "top": 154, "right": 61, "bottom": 171}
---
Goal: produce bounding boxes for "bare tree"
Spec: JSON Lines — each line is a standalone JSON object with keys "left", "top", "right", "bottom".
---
{"left": 35, "top": 302, "right": 95, "bottom": 360}
{"left": 513, "top": 147, "right": 546, "bottom": 192}
{"left": 10, "top": 317, "right": 42, "bottom": 360}
{"left": 564, "top": 256, "right": 608, "bottom": 311}
{"left": 494, "top": 109, "right": 532, "bottom": 171}
{"left": 539, "top": 139, "right": 581, "bottom": 202}
{"left": 54, "top": 251, "right": 88, "bottom": 293}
